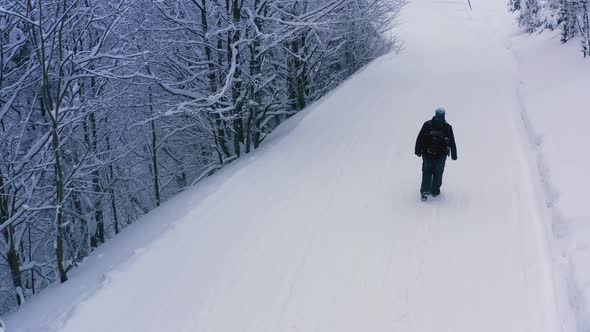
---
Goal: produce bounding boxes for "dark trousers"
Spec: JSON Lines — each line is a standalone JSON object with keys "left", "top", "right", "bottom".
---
{"left": 421, "top": 155, "right": 446, "bottom": 195}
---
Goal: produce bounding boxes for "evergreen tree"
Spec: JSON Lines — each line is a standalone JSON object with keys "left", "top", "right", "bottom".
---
{"left": 519, "top": 0, "right": 542, "bottom": 32}
{"left": 509, "top": 0, "right": 522, "bottom": 12}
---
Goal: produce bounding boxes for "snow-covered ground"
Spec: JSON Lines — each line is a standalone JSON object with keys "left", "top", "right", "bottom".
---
{"left": 504, "top": 16, "right": 590, "bottom": 332}
{"left": 6, "top": 0, "right": 587, "bottom": 331}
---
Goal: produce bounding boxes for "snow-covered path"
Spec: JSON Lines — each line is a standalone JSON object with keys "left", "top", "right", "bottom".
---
{"left": 31, "top": 1, "right": 559, "bottom": 331}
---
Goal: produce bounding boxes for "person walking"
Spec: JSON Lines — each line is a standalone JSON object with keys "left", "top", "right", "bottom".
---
{"left": 415, "top": 108, "right": 458, "bottom": 201}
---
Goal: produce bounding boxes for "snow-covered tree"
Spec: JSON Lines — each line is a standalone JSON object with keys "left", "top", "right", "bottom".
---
{"left": 511, "top": 0, "right": 590, "bottom": 56}
{"left": 0, "top": 0, "right": 404, "bottom": 314}
{"left": 518, "top": 0, "right": 543, "bottom": 32}
{"left": 509, "top": 0, "right": 522, "bottom": 12}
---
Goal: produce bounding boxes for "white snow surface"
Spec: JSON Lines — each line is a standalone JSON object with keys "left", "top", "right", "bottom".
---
{"left": 5, "top": 0, "right": 571, "bottom": 331}
{"left": 505, "top": 15, "right": 590, "bottom": 332}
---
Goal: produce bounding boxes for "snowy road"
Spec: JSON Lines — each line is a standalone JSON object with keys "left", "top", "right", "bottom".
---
{"left": 51, "top": 0, "right": 559, "bottom": 331}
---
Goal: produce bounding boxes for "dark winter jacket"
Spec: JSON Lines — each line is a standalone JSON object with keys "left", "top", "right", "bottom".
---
{"left": 415, "top": 117, "right": 457, "bottom": 160}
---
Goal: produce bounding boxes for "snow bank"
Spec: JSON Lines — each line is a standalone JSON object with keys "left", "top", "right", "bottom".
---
{"left": 507, "top": 22, "right": 590, "bottom": 332}
{"left": 0, "top": 153, "right": 285, "bottom": 331}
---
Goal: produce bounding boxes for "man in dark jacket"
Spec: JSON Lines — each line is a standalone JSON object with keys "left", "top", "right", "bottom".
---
{"left": 415, "top": 108, "right": 457, "bottom": 201}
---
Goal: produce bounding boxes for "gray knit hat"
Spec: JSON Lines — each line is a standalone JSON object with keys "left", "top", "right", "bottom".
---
{"left": 435, "top": 107, "right": 446, "bottom": 120}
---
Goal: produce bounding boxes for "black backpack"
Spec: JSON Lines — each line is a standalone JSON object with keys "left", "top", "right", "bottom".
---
{"left": 425, "top": 128, "right": 449, "bottom": 156}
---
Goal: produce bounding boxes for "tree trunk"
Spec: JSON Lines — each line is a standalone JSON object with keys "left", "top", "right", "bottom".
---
{"left": 105, "top": 135, "right": 120, "bottom": 234}
{"left": 7, "top": 239, "right": 24, "bottom": 305}
{"left": 200, "top": 0, "right": 230, "bottom": 161}
{"left": 52, "top": 128, "right": 68, "bottom": 283}
{"left": 0, "top": 173, "right": 24, "bottom": 305}
{"left": 228, "top": 0, "right": 244, "bottom": 157}
{"left": 90, "top": 113, "right": 104, "bottom": 243}
{"left": 149, "top": 89, "right": 161, "bottom": 207}
{"left": 247, "top": 0, "right": 264, "bottom": 152}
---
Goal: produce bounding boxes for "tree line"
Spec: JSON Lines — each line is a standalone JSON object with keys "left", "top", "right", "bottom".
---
{"left": 0, "top": 0, "right": 404, "bottom": 314}
{"left": 509, "top": 0, "right": 590, "bottom": 56}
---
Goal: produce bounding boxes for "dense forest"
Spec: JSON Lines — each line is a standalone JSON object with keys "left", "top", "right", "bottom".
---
{"left": 509, "top": 0, "right": 590, "bottom": 56}
{"left": 0, "top": 0, "right": 403, "bottom": 314}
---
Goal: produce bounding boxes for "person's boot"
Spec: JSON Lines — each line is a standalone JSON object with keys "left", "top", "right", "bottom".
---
{"left": 421, "top": 192, "right": 430, "bottom": 201}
